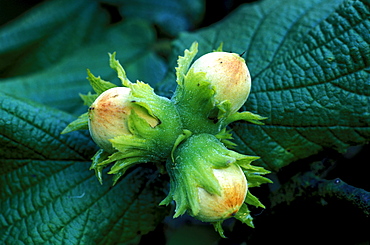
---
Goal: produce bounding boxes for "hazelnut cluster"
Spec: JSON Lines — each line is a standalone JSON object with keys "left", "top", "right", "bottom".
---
{"left": 62, "top": 42, "right": 271, "bottom": 237}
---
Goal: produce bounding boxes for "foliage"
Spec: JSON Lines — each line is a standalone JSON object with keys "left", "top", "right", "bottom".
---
{"left": 1, "top": 0, "right": 369, "bottom": 244}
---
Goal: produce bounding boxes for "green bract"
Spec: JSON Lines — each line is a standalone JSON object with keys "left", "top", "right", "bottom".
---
{"left": 172, "top": 42, "right": 266, "bottom": 135}
{"left": 62, "top": 53, "right": 183, "bottom": 184}
{"left": 160, "top": 134, "right": 271, "bottom": 237}
{"left": 62, "top": 42, "right": 271, "bottom": 236}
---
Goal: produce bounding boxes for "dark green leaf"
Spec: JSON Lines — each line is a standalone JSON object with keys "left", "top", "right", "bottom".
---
{"left": 0, "top": 1, "right": 167, "bottom": 115}
{"left": 0, "top": 0, "right": 108, "bottom": 76}
{"left": 104, "top": 0, "right": 205, "bottom": 36}
{"left": 0, "top": 92, "right": 169, "bottom": 244}
{"left": 157, "top": 0, "right": 370, "bottom": 170}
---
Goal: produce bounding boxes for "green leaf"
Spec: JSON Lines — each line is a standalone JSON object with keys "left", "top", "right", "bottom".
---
{"left": 0, "top": 0, "right": 114, "bottom": 77}
{"left": 157, "top": 0, "right": 370, "bottom": 170}
{"left": 104, "top": 0, "right": 205, "bottom": 36}
{"left": 0, "top": 92, "right": 169, "bottom": 244}
{"left": 0, "top": 1, "right": 167, "bottom": 115}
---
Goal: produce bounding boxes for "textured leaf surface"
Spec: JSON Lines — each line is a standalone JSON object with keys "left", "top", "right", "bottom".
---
{"left": 157, "top": 0, "right": 370, "bottom": 170}
{"left": 0, "top": 92, "right": 169, "bottom": 244}
{"left": 1, "top": 0, "right": 369, "bottom": 243}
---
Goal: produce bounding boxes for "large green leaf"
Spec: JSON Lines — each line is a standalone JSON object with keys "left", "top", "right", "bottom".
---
{"left": 0, "top": 92, "right": 169, "bottom": 244}
{"left": 1, "top": 0, "right": 369, "bottom": 243}
{"left": 0, "top": 0, "right": 108, "bottom": 76}
{"left": 0, "top": 0, "right": 167, "bottom": 115}
{"left": 157, "top": 0, "right": 370, "bottom": 170}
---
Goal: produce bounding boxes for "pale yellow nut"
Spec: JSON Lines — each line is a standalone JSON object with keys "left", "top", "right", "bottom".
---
{"left": 88, "top": 87, "right": 158, "bottom": 153}
{"left": 190, "top": 52, "right": 251, "bottom": 113}
{"left": 195, "top": 163, "right": 248, "bottom": 222}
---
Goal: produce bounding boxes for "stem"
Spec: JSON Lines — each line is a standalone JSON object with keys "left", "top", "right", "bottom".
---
{"left": 270, "top": 165, "right": 370, "bottom": 217}
{"left": 317, "top": 178, "right": 370, "bottom": 217}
